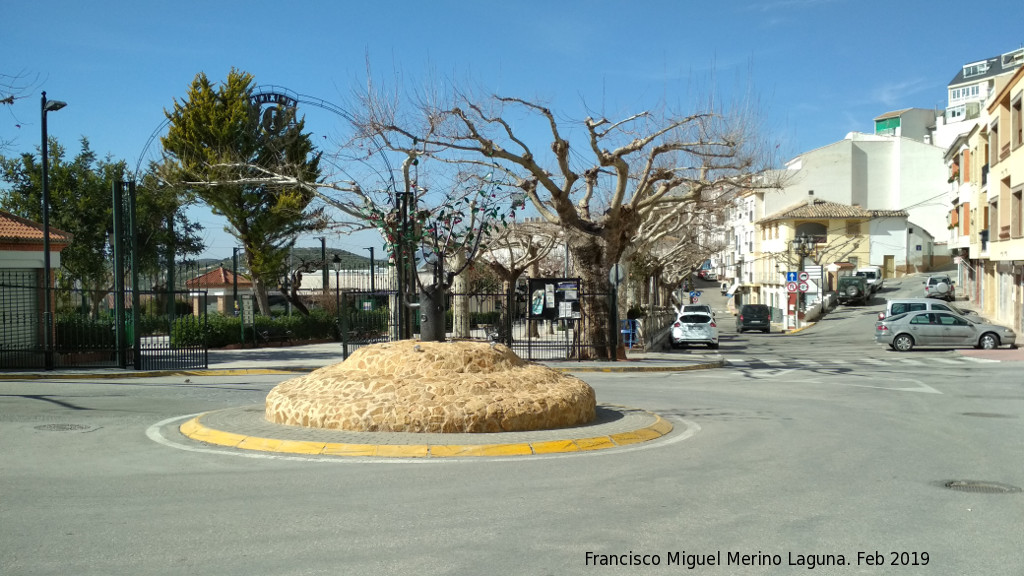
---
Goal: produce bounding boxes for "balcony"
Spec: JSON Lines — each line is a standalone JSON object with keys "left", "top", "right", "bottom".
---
{"left": 980, "top": 229, "right": 989, "bottom": 251}
{"left": 1001, "top": 142, "right": 1011, "bottom": 162}
{"left": 982, "top": 163, "right": 989, "bottom": 186}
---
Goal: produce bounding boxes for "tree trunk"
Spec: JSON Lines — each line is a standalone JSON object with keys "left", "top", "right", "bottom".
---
{"left": 451, "top": 253, "right": 470, "bottom": 338}
{"left": 569, "top": 237, "right": 611, "bottom": 360}
{"left": 251, "top": 276, "right": 271, "bottom": 316}
{"left": 420, "top": 283, "right": 447, "bottom": 342}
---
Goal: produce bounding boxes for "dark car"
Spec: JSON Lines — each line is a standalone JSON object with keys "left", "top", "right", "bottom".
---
{"left": 736, "top": 304, "right": 771, "bottom": 333}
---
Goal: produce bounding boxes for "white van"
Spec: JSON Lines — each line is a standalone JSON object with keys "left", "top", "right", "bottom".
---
{"left": 878, "top": 298, "right": 976, "bottom": 321}
{"left": 855, "top": 266, "right": 884, "bottom": 293}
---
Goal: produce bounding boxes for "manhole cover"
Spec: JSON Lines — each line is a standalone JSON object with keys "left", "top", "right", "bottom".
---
{"left": 944, "top": 480, "right": 1022, "bottom": 494}
{"left": 34, "top": 424, "right": 92, "bottom": 432}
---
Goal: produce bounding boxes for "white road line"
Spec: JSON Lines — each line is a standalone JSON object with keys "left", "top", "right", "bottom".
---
{"left": 931, "top": 358, "right": 964, "bottom": 364}
{"left": 758, "top": 358, "right": 786, "bottom": 366}
{"left": 960, "top": 356, "right": 1000, "bottom": 363}
{"left": 797, "top": 359, "right": 822, "bottom": 367}
{"left": 858, "top": 359, "right": 889, "bottom": 366}
{"left": 894, "top": 358, "right": 924, "bottom": 365}
{"left": 725, "top": 358, "right": 749, "bottom": 366}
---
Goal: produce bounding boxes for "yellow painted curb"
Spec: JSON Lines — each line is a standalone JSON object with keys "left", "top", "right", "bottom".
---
{"left": 177, "top": 410, "right": 676, "bottom": 458}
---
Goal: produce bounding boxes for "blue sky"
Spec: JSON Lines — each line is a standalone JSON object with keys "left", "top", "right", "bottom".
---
{"left": 3, "top": 0, "right": 1022, "bottom": 260}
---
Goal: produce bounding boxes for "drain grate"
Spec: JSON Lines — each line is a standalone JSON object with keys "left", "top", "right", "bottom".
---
{"left": 944, "top": 480, "right": 1022, "bottom": 494}
{"left": 34, "top": 424, "right": 92, "bottom": 432}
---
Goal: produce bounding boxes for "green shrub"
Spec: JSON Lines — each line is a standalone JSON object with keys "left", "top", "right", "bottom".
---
{"left": 55, "top": 314, "right": 115, "bottom": 350}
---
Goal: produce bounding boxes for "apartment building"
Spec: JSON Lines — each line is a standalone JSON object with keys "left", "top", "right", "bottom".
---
{"left": 981, "top": 64, "right": 1024, "bottom": 331}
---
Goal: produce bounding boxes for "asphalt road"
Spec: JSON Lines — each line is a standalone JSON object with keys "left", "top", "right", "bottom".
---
{"left": 2, "top": 279, "right": 1022, "bottom": 575}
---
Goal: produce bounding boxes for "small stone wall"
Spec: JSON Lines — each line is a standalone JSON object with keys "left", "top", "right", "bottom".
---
{"left": 265, "top": 340, "right": 596, "bottom": 433}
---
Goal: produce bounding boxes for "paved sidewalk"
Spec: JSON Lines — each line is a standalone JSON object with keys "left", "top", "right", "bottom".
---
{"left": 0, "top": 341, "right": 723, "bottom": 380}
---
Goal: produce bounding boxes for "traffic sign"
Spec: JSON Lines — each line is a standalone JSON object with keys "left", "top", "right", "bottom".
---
{"left": 798, "top": 271, "right": 810, "bottom": 282}
{"left": 786, "top": 272, "right": 798, "bottom": 283}
{"left": 798, "top": 282, "right": 809, "bottom": 292}
{"left": 786, "top": 281, "right": 799, "bottom": 292}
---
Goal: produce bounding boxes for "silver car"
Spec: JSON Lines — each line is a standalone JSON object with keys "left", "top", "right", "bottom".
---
{"left": 670, "top": 313, "right": 720, "bottom": 349}
{"left": 875, "top": 310, "right": 1016, "bottom": 351}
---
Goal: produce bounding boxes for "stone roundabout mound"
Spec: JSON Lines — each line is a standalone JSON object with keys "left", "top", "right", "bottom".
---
{"left": 264, "top": 340, "right": 596, "bottom": 433}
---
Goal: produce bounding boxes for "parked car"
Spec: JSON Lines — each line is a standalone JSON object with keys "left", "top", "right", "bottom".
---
{"left": 670, "top": 312, "right": 719, "bottom": 349}
{"left": 877, "top": 298, "right": 976, "bottom": 321}
{"left": 874, "top": 310, "right": 1016, "bottom": 351}
{"left": 854, "top": 266, "right": 884, "bottom": 294}
{"left": 923, "top": 275, "right": 955, "bottom": 301}
{"left": 836, "top": 275, "right": 870, "bottom": 305}
{"left": 735, "top": 304, "right": 771, "bottom": 333}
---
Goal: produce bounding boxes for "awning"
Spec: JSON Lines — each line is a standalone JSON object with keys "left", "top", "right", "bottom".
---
{"left": 726, "top": 281, "right": 742, "bottom": 296}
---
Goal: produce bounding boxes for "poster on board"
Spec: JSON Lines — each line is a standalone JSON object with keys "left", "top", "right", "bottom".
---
{"left": 528, "top": 278, "right": 581, "bottom": 320}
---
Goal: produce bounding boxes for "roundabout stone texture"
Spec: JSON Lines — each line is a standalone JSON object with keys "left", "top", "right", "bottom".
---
{"left": 264, "top": 340, "right": 597, "bottom": 433}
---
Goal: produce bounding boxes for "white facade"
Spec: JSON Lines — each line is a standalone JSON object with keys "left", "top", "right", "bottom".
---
{"left": 775, "top": 133, "right": 948, "bottom": 244}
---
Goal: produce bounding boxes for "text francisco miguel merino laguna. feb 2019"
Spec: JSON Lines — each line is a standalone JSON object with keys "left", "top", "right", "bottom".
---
{"left": 584, "top": 550, "right": 930, "bottom": 569}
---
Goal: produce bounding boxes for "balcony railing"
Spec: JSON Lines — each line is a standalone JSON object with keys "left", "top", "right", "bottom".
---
{"left": 1001, "top": 142, "right": 1011, "bottom": 161}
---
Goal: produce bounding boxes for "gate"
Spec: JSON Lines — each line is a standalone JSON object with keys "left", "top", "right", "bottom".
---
{"left": 111, "top": 181, "right": 208, "bottom": 370}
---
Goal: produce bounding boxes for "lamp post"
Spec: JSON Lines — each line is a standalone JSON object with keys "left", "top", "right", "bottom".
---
{"left": 791, "top": 233, "right": 816, "bottom": 324}
{"left": 41, "top": 91, "right": 66, "bottom": 370}
{"left": 365, "top": 247, "right": 375, "bottom": 293}
{"left": 333, "top": 253, "right": 344, "bottom": 353}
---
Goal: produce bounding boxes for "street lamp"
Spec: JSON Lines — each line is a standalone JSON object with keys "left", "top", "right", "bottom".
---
{"left": 332, "top": 253, "right": 342, "bottom": 320}
{"left": 364, "top": 247, "right": 375, "bottom": 292}
{"left": 791, "top": 232, "right": 817, "bottom": 318}
{"left": 41, "top": 91, "right": 66, "bottom": 370}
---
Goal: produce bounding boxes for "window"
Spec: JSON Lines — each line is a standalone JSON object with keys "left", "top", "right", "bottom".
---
{"left": 990, "top": 199, "right": 1000, "bottom": 241}
{"left": 1012, "top": 94, "right": 1023, "bottom": 150}
{"left": 936, "top": 313, "right": 968, "bottom": 326}
{"left": 989, "top": 120, "right": 1000, "bottom": 166}
{"left": 910, "top": 313, "right": 933, "bottom": 325}
{"left": 1012, "top": 187, "right": 1023, "bottom": 239}
{"left": 963, "top": 62, "right": 989, "bottom": 78}
{"left": 892, "top": 303, "right": 927, "bottom": 316}
{"left": 846, "top": 221, "right": 862, "bottom": 235}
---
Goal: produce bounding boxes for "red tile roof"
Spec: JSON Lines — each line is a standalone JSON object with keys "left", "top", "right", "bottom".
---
{"left": 186, "top": 265, "right": 252, "bottom": 288}
{"left": 759, "top": 199, "right": 908, "bottom": 223}
{"left": 0, "top": 210, "right": 73, "bottom": 246}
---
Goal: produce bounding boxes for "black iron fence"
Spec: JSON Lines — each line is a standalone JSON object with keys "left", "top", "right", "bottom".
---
{"left": 329, "top": 283, "right": 613, "bottom": 361}
{"left": 0, "top": 270, "right": 208, "bottom": 370}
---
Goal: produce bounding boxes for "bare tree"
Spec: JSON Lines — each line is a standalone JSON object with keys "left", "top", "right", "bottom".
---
{"left": 475, "top": 219, "right": 560, "bottom": 341}
{"left": 1, "top": 70, "right": 41, "bottom": 151}
{"left": 352, "top": 85, "right": 781, "bottom": 357}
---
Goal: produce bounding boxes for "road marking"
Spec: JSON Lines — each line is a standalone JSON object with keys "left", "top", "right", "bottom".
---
{"left": 895, "top": 358, "right": 924, "bottom": 365}
{"left": 757, "top": 358, "right": 786, "bottom": 366}
{"left": 858, "top": 358, "right": 889, "bottom": 366}
{"left": 961, "top": 356, "right": 1000, "bottom": 364}
{"left": 931, "top": 358, "right": 964, "bottom": 364}
{"left": 798, "top": 359, "right": 822, "bottom": 367}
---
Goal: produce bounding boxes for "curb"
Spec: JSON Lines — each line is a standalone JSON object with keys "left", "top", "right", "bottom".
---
{"left": 178, "top": 409, "right": 675, "bottom": 458}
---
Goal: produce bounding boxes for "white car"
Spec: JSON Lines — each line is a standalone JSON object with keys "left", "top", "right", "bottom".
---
{"left": 670, "top": 312, "right": 719, "bottom": 349}
{"left": 680, "top": 304, "right": 715, "bottom": 318}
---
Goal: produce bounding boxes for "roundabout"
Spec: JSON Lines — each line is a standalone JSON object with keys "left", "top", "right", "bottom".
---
{"left": 177, "top": 403, "right": 675, "bottom": 458}
{"left": 173, "top": 340, "right": 678, "bottom": 458}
